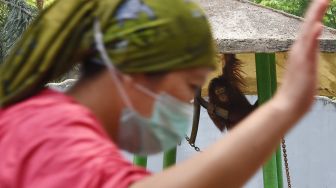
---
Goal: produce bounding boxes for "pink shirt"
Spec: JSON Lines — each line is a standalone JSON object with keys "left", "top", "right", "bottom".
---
{"left": 0, "top": 89, "right": 149, "bottom": 188}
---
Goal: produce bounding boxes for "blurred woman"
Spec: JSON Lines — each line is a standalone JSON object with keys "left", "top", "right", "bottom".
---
{"left": 0, "top": 0, "right": 329, "bottom": 187}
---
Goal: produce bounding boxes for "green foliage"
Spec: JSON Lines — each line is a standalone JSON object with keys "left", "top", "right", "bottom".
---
{"left": 252, "top": 0, "right": 336, "bottom": 29}
{"left": 253, "top": 0, "right": 309, "bottom": 16}
{"left": 0, "top": 3, "right": 6, "bottom": 26}
{"left": 0, "top": 0, "right": 57, "bottom": 63}
{"left": 0, "top": 0, "right": 37, "bottom": 63}
{"left": 26, "top": 0, "right": 55, "bottom": 9}
{"left": 324, "top": 1, "right": 336, "bottom": 29}
{"left": 0, "top": 2, "right": 8, "bottom": 59}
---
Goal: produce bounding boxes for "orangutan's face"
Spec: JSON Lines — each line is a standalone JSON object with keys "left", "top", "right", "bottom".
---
{"left": 215, "top": 87, "right": 228, "bottom": 103}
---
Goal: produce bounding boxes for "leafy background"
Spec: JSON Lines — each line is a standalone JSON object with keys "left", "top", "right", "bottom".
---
{"left": 251, "top": 0, "right": 336, "bottom": 29}
{"left": 0, "top": 0, "right": 54, "bottom": 63}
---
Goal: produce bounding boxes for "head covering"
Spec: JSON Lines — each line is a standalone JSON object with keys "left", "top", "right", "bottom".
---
{"left": 0, "top": 0, "right": 216, "bottom": 107}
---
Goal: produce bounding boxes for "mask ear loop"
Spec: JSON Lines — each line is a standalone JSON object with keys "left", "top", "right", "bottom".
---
{"left": 133, "top": 83, "right": 157, "bottom": 99}
{"left": 93, "top": 19, "right": 134, "bottom": 110}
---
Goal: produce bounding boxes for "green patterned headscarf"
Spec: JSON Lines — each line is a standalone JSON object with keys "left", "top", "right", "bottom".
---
{"left": 0, "top": 0, "right": 216, "bottom": 107}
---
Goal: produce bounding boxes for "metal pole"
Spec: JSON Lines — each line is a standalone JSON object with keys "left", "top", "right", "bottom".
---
{"left": 255, "top": 53, "right": 283, "bottom": 188}
{"left": 269, "top": 53, "right": 284, "bottom": 188}
{"left": 276, "top": 146, "right": 284, "bottom": 188}
{"left": 163, "top": 147, "right": 177, "bottom": 169}
{"left": 133, "top": 155, "right": 148, "bottom": 168}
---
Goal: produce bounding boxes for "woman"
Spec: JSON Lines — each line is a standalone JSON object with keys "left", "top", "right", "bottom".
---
{"left": 0, "top": 0, "right": 329, "bottom": 187}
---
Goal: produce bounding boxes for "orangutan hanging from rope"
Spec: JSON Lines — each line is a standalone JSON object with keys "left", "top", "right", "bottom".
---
{"left": 206, "top": 54, "right": 258, "bottom": 131}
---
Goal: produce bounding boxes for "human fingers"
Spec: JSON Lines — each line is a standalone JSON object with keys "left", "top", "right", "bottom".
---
{"left": 306, "top": 22, "right": 323, "bottom": 61}
{"left": 306, "top": 0, "right": 329, "bottom": 22}
{"left": 300, "top": 0, "right": 329, "bottom": 40}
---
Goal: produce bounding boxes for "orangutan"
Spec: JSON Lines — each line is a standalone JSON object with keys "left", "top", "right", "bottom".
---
{"left": 206, "top": 54, "right": 258, "bottom": 131}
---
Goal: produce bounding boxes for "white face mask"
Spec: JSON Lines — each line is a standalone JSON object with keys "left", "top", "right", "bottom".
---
{"left": 94, "top": 20, "right": 193, "bottom": 155}
{"left": 119, "top": 89, "right": 193, "bottom": 155}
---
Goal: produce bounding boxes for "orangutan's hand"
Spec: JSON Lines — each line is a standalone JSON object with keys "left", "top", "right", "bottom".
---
{"left": 273, "top": 0, "right": 329, "bottom": 119}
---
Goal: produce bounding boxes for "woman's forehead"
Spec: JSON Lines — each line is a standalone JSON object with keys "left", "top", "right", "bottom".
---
{"left": 184, "top": 67, "right": 212, "bottom": 81}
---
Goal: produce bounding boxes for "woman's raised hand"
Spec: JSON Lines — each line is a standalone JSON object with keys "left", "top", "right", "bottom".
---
{"left": 274, "top": 0, "right": 330, "bottom": 119}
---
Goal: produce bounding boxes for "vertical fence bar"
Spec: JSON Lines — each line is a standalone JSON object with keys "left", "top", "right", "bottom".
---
{"left": 269, "top": 53, "right": 284, "bottom": 188}
{"left": 255, "top": 53, "right": 283, "bottom": 188}
{"left": 163, "top": 147, "right": 177, "bottom": 169}
{"left": 133, "top": 156, "right": 148, "bottom": 168}
{"left": 276, "top": 146, "right": 284, "bottom": 188}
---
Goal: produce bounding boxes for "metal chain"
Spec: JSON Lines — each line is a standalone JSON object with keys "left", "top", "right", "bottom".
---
{"left": 185, "top": 135, "right": 291, "bottom": 187}
{"left": 185, "top": 135, "right": 202, "bottom": 152}
{"left": 282, "top": 138, "right": 291, "bottom": 188}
